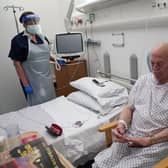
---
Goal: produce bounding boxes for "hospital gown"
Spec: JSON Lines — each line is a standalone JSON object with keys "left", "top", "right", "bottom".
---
{"left": 92, "top": 73, "right": 168, "bottom": 168}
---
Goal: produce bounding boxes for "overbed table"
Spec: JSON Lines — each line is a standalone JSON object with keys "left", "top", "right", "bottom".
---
{"left": 0, "top": 131, "right": 75, "bottom": 168}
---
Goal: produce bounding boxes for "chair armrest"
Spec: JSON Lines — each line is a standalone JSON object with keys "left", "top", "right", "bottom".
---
{"left": 98, "top": 121, "right": 118, "bottom": 147}
{"left": 98, "top": 121, "right": 118, "bottom": 132}
{"left": 154, "top": 157, "right": 168, "bottom": 168}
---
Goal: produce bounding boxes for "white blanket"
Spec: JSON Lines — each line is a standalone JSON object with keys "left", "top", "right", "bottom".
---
{"left": 0, "top": 96, "right": 122, "bottom": 164}
{"left": 40, "top": 96, "right": 123, "bottom": 163}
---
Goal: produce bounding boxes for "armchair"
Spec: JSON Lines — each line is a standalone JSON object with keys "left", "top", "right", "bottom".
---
{"left": 98, "top": 120, "right": 118, "bottom": 147}
{"left": 98, "top": 121, "right": 168, "bottom": 168}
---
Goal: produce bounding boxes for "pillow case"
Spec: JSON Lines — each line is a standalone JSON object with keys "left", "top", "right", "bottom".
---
{"left": 67, "top": 91, "right": 113, "bottom": 115}
{"left": 96, "top": 89, "right": 128, "bottom": 107}
{"left": 70, "top": 77, "right": 126, "bottom": 99}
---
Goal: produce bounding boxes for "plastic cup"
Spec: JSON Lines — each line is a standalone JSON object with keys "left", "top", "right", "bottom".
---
{"left": 0, "top": 136, "right": 9, "bottom": 165}
{"left": 0, "top": 136, "right": 6, "bottom": 152}
{"left": 5, "top": 124, "right": 21, "bottom": 150}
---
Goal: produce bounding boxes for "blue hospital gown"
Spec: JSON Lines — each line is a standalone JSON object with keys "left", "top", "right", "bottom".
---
{"left": 92, "top": 73, "right": 168, "bottom": 168}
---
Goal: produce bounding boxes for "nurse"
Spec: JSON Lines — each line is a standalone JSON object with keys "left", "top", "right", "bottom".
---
{"left": 8, "top": 11, "right": 56, "bottom": 106}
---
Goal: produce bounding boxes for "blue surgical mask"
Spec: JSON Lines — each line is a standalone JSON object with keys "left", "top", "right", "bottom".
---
{"left": 26, "top": 24, "right": 42, "bottom": 35}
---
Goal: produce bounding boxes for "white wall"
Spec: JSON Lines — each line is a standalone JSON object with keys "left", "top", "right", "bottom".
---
{"left": 73, "top": 0, "right": 168, "bottom": 78}
{"left": 0, "top": 0, "right": 70, "bottom": 113}
{"left": 2, "top": 0, "right": 168, "bottom": 113}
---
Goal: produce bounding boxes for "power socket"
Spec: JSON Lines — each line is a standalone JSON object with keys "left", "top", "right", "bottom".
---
{"left": 88, "top": 13, "right": 95, "bottom": 24}
{"left": 153, "top": 0, "right": 168, "bottom": 9}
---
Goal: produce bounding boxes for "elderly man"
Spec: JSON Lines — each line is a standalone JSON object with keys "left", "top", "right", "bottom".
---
{"left": 92, "top": 43, "right": 168, "bottom": 168}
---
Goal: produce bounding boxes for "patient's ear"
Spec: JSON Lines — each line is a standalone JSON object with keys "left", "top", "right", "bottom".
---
{"left": 147, "top": 52, "right": 152, "bottom": 72}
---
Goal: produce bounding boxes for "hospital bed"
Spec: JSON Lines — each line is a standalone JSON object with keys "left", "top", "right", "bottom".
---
{"left": 0, "top": 77, "right": 128, "bottom": 166}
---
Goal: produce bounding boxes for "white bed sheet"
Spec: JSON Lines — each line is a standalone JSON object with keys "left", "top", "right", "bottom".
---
{"left": 40, "top": 96, "right": 123, "bottom": 163}
{"left": 0, "top": 96, "right": 122, "bottom": 164}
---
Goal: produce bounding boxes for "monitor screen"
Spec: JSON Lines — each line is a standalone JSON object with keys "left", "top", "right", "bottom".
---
{"left": 55, "top": 32, "right": 84, "bottom": 59}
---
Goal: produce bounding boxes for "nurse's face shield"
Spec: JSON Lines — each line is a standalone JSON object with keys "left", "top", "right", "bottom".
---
{"left": 22, "top": 14, "right": 40, "bottom": 25}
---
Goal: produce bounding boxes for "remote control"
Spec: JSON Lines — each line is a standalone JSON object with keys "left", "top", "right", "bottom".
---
{"left": 92, "top": 79, "right": 105, "bottom": 87}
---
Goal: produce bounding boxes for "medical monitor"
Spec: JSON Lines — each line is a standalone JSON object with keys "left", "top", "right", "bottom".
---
{"left": 55, "top": 32, "right": 84, "bottom": 60}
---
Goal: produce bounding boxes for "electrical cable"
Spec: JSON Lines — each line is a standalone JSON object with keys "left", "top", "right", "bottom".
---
{"left": 49, "top": 40, "right": 62, "bottom": 71}
{"left": 54, "top": 60, "right": 61, "bottom": 71}
{"left": 50, "top": 60, "right": 61, "bottom": 71}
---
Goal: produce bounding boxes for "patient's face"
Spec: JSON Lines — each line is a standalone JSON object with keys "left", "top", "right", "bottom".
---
{"left": 151, "top": 48, "right": 168, "bottom": 84}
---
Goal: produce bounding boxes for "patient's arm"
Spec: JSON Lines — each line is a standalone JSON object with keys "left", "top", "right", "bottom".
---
{"left": 125, "top": 136, "right": 151, "bottom": 147}
{"left": 13, "top": 60, "right": 29, "bottom": 87}
{"left": 152, "top": 128, "right": 168, "bottom": 144}
{"left": 49, "top": 56, "right": 56, "bottom": 62}
{"left": 118, "top": 105, "right": 134, "bottom": 126}
{"left": 125, "top": 128, "right": 168, "bottom": 147}
{"left": 113, "top": 105, "right": 134, "bottom": 143}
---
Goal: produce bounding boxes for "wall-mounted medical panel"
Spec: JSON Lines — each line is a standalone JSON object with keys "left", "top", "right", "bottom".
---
{"left": 76, "top": 0, "right": 133, "bottom": 13}
{"left": 72, "top": 14, "right": 168, "bottom": 31}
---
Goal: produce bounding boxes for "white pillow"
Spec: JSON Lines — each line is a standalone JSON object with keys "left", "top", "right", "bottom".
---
{"left": 67, "top": 91, "right": 113, "bottom": 115}
{"left": 96, "top": 89, "right": 128, "bottom": 107}
{"left": 70, "top": 77, "right": 126, "bottom": 99}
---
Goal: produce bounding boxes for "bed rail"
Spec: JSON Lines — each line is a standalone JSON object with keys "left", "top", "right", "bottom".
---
{"left": 97, "top": 71, "right": 135, "bottom": 91}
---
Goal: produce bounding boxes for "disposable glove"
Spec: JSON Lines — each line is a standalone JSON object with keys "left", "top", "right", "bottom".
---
{"left": 24, "top": 86, "right": 33, "bottom": 94}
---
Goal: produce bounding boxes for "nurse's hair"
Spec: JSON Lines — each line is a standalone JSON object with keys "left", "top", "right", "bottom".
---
{"left": 19, "top": 11, "right": 35, "bottom": 23}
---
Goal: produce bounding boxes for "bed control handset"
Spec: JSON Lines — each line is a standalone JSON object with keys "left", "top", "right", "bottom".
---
{"left": 92, "top": 79, "right": 105, "bottom": 87}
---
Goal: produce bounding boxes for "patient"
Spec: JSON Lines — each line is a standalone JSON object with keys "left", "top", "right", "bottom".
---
{"left": 92, "top": 43, "right": 168, "bottom": 168}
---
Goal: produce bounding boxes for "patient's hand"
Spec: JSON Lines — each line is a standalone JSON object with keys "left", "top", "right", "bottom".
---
{"left": 113, "top": 124, "right": 127, "bottom": 143}
{"left": 126, "top": 136, "right": 151, "bottom": 147}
